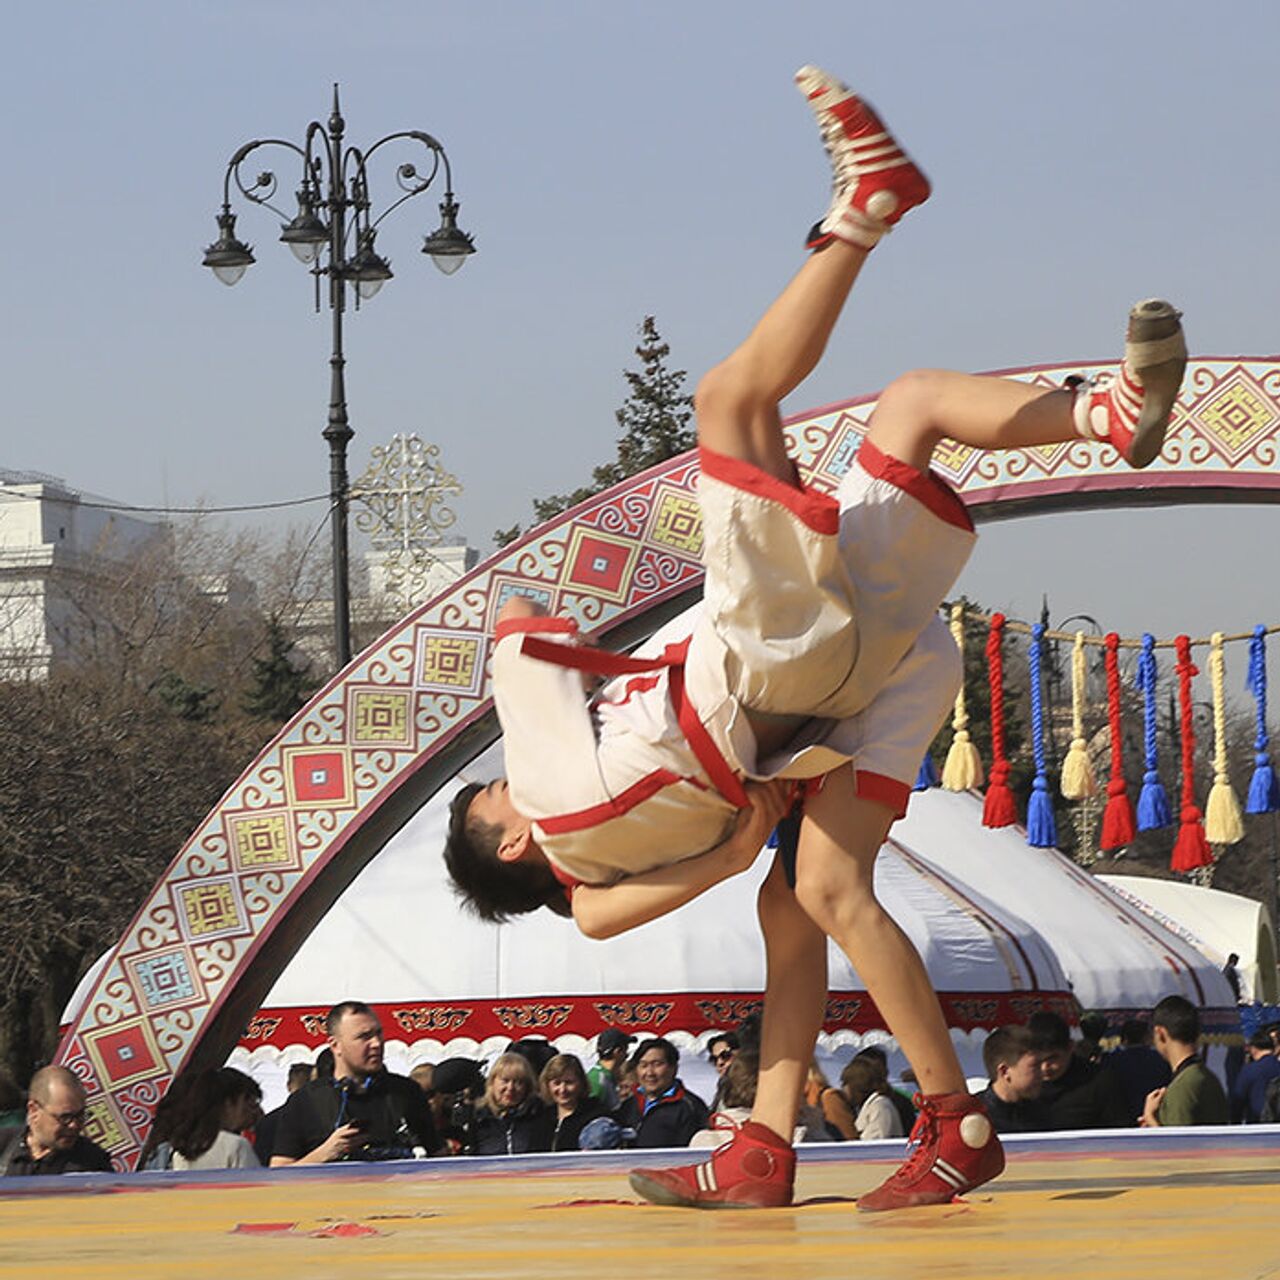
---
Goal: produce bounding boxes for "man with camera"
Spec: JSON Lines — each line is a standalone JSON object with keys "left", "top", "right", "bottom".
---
{"left": 269, "top": 1001, "right": 439, "bottom": 1165}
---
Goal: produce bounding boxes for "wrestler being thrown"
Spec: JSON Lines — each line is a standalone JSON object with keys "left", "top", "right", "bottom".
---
{"left": 444, "top": 65, "right": 1186, "bottom": 1210}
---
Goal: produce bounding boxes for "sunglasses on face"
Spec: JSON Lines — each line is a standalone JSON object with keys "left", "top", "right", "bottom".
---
{"left": 710, "top": 1051, "right": 736, "bottom": 1066}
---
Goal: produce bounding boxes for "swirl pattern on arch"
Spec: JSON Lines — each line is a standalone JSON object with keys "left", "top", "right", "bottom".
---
{"left": 56, "top": 357, "right": 1280, "bottom": 1167}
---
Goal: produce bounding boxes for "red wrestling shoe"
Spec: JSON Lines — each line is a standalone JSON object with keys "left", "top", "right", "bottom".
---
{"left": 795, "top": 65, "right": 931, "bottom": 250}
{"left": 1072, "top": 299, "right": 1187, "bottom": 469}
{"left": 628, "top": 1120, "right": 795, "bottom": 1209}
{"left": 857, "top": 1092, "right": 1005, "bottom": 1212}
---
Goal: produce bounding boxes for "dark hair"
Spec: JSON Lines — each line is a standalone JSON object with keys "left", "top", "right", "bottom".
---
{"left": 840, "top": 1056, "right": 891, "bottom": 1110}
{"left": 314, "top": 1048, "right": 335, "bottom": 1080}
{"left": 983, "top": 1026, "right": 1036, "bottom": 1079}
{"left": 286, "top": 1063, "right": 314, "bottom": 1091}
{"left": 1248, "top": 1030, "right": 1273, "bottom": 1052}
{"left": 1120, "top": 1018, "right": 1151, "bottom": 1048}
{"left": 708, "top": 1031, "right": 740, "bottom": 1058}
{"left": 443, "top": 782, "right": 567, "bottom": 923}
{"left": 631, "top": 1038, "right": 679, "bottom": 1071}
{"left": 853, "top": 1046, "right": 889, "bottom": 1077}
{"left": 1027, "top": 1011, "right": 1071, "bottom": 1053}
{"left": 507, "top": 1038, "right": 557, "bottom": 1075}
{"left": 1079, "top": 1012, "right": 1108, "bottom": 1043}
{"left": 164, "top": 1068, "right": 261, "bottom": 1161}
{"left": 326, "top": 1000, "right": 377, "bottom": 1037}
{"left": 1152, "top": 995, "right": 1199, "bottom": 1045}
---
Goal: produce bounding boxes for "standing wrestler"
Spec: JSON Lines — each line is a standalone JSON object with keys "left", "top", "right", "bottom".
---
{"left": 445, "top": 65, "right": 1186, "bottom": 1210}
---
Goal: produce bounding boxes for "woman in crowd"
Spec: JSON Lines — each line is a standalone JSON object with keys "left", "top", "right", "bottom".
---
{"left": 839, "top": 1057, "right": 905, "bottom": 1141}
{"left": 471, "top": 1053, "right": 554, "bottom": 1155}
{"left": 540, "top": 1054, "right": 605, "bottom": 1151}
{"left": 162, "top": 1067, "right": 263, "bottom": 1170}
{"left": 800, "top": 1061, "right": 856, "bottom": 1141}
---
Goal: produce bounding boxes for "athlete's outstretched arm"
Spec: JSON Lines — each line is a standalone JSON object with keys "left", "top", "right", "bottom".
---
{"left": 571, "top": 781, "right": 791, "bottom": 939}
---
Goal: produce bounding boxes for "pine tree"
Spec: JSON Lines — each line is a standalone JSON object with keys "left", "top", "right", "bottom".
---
{"left": 495, "top": 316, "right": 694, "bottom": 545}
{"left": 241, "top": 619, "right": 314, "bottom": 723}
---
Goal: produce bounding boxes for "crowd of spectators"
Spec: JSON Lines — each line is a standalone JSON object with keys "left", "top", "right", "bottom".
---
{"left": 4, "top": 995, "right": 1275, "bottom": 1178}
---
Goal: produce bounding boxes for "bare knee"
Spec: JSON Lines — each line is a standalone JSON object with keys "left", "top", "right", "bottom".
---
{"left": 865, "top": 368, "right": 948, "bottom": 470}
{"left": 794, "top": 856, "right": 879, "bottom": 938}
{"left": 696, "top": 359, "right": 792, "bottom": 477}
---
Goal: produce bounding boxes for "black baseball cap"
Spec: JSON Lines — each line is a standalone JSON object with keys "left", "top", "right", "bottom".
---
{"left": 597, "top": 1029, "right": 636, "bottom": 1054}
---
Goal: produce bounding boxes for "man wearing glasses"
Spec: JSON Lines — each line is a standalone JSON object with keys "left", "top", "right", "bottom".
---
{"left": 0, "top": 1066, "right": 112, "bottom": 1176}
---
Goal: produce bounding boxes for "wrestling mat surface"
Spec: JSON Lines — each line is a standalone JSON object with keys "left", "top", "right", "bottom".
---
{"left": 2, "top": 1128, "right": 1276, "bottom": 1280}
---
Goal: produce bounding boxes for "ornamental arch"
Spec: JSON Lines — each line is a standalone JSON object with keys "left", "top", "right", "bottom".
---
{"left": 58, "top": 356, "right": 1280, "bottom": 1167}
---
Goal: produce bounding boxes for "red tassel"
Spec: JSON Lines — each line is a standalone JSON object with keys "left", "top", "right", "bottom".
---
{"left": 982, "top": 613, "right": 1017, "bottom": 828}
{"left": 1101, "top": 777, "right": 1136, "bottom": 849}
{"left": 983, "top": 760, "right": 1019, "bottom": 826}
{"left": 1099, "top": 633, "right": 1135, "bottom": 852}
{"left": 1171, "top": 635, "right": 1213, "bottom": 874}
{"left": 1171, "top": 803, "right": 1213, "bottom": 871}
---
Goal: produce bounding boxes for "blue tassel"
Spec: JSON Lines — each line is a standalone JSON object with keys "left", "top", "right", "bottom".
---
{"left": 1027, "top": 775, "right": 1058, "bottom": 847}
{"left": 1136, "top": 768, "right": 1173, "bottom": 831}
{"left": 1025, "top": 623, "right": 1057, "bottom": 848}
{"left": 1133, "top": 633, "right": 1172, "bottom": 831}
{"left": 1245, "top": 626, "right": 1280, "bottom": 814}
{"left": 1247, "top": 754, "right": 1280, "bottom": 814}
{"left": 914, "top": 753, "right": 940, "bottom": 792}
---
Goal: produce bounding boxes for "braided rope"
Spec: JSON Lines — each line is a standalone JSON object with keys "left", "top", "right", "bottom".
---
{"left": 1061, "top": 630, "right": 1098, "bottom": 799}
{"left": 1246, "top": 625, "right": 1280, "bottom": 813}
{"left": 1026, "top": 622, "right": 1057, "bottom": 847}
{"left": 1204, "top": 632, "right": 1244, "bottom": 843}
{"left": 1099, "top": 632, "right": 1135, "bottom": 850}
{"left": 1171, "top": 635, "right": 1213, "bottom": 872}
{"left": 941, "top": 601, "right": 983, "bottom": 791}
{"left": 982, "top": 613, "right": 1016, "bottom": 827}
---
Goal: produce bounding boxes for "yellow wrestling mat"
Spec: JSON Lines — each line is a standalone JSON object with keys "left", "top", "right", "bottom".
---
{"left": 2, "top": 1130, "right": 1276, "bottom": 1280}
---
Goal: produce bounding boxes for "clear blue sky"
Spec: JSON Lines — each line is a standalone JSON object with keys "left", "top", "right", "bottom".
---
{"left": 5, "top": 1, "right": 1279, "bottom": 643}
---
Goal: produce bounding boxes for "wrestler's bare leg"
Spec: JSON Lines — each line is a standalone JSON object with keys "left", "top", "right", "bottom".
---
{"left": 749, "top": 857, "right": 828, "bottom": 1140}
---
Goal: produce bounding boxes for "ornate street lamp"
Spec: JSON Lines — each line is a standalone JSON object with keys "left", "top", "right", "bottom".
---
{"left": 201, "top": 85, "right": 475, "bottom": 666}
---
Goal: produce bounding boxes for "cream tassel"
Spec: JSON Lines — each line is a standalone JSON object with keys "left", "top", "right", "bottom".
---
{"left": 1061, "top": 630, "right": 1098, "bottom": 799}
{"left": 1204, "top": 631, "right": 1245, "bottom": 844}
{"left": 941, "top": 602, "right": 984, "bottom": 791}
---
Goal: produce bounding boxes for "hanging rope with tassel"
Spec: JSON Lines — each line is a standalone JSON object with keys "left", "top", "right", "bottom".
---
{"left": 983, "top": 612, "right": 1017, "bottom": 827}
{"left": 1026, "top": 621, "right": 1057, "bottom": 847}
{"left": 1061, "top": 631, "right": 1099, "bottom": 799}
{"left": 1100, "top": 632, "right": 1136, "bottom": 851}
{"left": 942, "top": 602, "right": 984, "bottom": 791}
{"left": 1171, "top": 634, "right": 1213, "bottom": 872}
{"left": 1204, "top": 632, "right": 1245, "bottom": 844}
{"left": 1246, "top": 624, "right": 1280, "bottom": 813}
{"left": 1134, "top": 633, "right": 1172, "bottom": 831}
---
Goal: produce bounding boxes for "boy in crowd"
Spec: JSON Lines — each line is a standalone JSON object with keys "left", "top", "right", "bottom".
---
{"left": 1140, "top": 996, "right": 1229, "bottom": 1127}
{"left": 445, "top": 65, "right": 1186, "bottom": 1209}
{"left": 978, "top": 1027, "right": 1051, "bottom": 1134}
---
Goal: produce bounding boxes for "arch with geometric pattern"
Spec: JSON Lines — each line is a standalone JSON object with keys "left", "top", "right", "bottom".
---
{"left": 57, "top": 356, "right": 1280, "bottom": 1167}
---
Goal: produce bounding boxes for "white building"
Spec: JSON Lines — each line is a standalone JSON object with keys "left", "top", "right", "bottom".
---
{"left": 0, "top": 470, "right": 166, "bottom": 679}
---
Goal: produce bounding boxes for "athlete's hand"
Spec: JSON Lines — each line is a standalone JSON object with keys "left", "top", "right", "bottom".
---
{"left": 726, "top": 780, "right": 794, "bottom": 871}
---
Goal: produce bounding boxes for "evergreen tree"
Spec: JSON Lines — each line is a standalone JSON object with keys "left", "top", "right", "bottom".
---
{"left": 495, "top": 316, "right": 694, "bottom": 545}
{"left": 241, "top": 619, "right": 314, "bottom": 722}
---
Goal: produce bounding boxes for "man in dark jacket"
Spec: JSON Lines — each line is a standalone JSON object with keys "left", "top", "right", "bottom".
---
{"left": 270, "top": 1001, "right": 438, "bottom": 1164}
{"left": 615, "top": 1038, "right": 709, "bottom": 1148}
{"left": 977, "top": 1027, "right": 1052, "bottom": 1134}
{"left": 1030, "top": 1012, "right": 1131, "bottom": 1129}
{"left": 0, "top": 1066, "right": 113, "bottom": 1176}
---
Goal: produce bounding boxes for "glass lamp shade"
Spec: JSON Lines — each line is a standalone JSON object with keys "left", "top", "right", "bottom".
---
{"left": 430, "top": 251, "right": 467, "bottom": 276}
{"left": 285, "top": 237, "right": 323, "bottom": 265}
{"left": 355, "top": 276, "right": 387, "bottom": 300}
{"left": 211, "top": 262, "right": 250, "bottom": 287}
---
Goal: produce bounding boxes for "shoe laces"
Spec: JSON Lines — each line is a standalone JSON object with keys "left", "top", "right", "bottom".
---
{"left": 891, "top": 1095, "right": 938, "bottom": 1184}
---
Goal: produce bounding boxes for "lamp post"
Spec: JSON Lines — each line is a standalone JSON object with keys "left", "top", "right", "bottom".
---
{"left": 202, "top": 86, "right": 475, "bottom": 667}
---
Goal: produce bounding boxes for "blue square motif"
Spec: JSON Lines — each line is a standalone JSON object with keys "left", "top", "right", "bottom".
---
{"left": 135, "top": 952, "right": 197, "bottom": 1008}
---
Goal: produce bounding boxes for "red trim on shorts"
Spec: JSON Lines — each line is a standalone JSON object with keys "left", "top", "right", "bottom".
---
{"left": 667, "top": 644, "right": 750, "bottom": 809}
{"left": 547, "top": 861, "right": 586, "bottom": 892}
{"left": 495, "top": 615, "right": 579, "bottom": 642}
{"left": 699, "top": 446, "right": 839, "bottom": 535}
{"left": 536, "top": 769, "right": 685, "bottom": 834}
{"left": 854, "top": 770, "right": 911, "bottom": 819}
{"left": 856, "top": 439, "right": 975, "bottom": 533}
